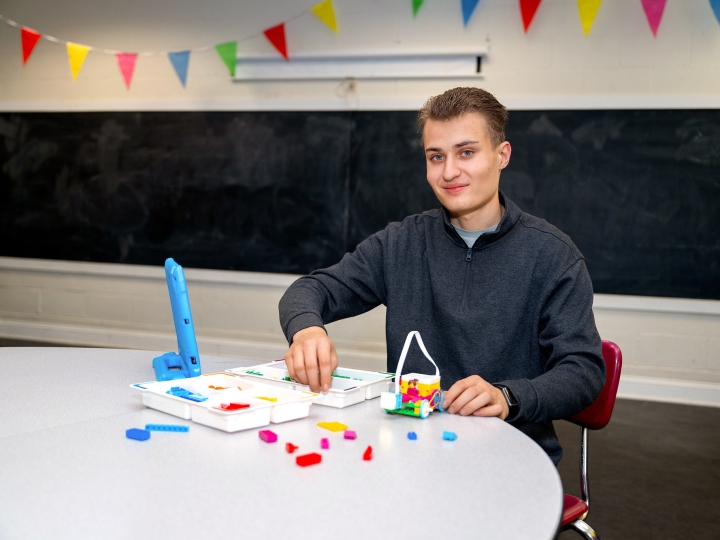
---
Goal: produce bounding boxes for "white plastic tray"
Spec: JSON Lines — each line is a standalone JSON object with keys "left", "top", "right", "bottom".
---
{"left": 131, "top": 372, "right": 317, "bottom": 432}
{"left": 226, "top": 361, "right": 395, "bottom": 408}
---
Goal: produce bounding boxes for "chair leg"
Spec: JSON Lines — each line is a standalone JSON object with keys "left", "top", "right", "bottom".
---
{"left": 566, "top": 519, "right": 600, "bottom": 540}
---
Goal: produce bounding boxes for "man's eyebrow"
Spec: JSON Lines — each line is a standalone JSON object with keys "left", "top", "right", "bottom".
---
{"left": 453, "top": 140, "right": 478, "bottom": 148}
{"left": 424, "top": 146, "right": 442, "bottom": 153}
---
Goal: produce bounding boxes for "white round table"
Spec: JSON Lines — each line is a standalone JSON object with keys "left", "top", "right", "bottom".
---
{"left": 0, "top": 348, "right": 563, "bottom": 540}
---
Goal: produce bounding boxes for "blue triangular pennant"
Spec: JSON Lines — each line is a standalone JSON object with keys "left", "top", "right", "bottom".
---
{"left": 168, "top": 51, "right": 190, "bottom": 87}
{"left": 711, "top": 0, "right": 720, "bottom": 25}
{"left": 462, "top": 0, "right": 481, "bottom": 26}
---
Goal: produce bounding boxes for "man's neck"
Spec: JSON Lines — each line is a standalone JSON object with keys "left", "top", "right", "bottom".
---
{"left": 449, "top": 197, "right": 504, "bottom": 231}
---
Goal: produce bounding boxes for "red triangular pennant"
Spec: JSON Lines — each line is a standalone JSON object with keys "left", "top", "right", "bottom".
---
{"left": 520, "top": 0, "right": 543, "bottom": 32}
{"left": 116, "top": 53, "right": 138, "bottom": 89}
{"left": 263, "top": 23, "right": 289, "bottom": 60}
{"left": 21, "top": 27, "right": 41, "bottom": 65}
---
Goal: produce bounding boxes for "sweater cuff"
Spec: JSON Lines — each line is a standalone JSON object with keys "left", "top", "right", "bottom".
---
{"left": 495, "top": 378, "right": 538, "bottom": 425}
{"left": 284, "top": 312, "right": 326, "bottom": 344}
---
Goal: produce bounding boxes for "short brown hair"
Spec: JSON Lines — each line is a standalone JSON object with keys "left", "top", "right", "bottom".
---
{"left": 417, "top": 87, "right": 508, "bottom": 147}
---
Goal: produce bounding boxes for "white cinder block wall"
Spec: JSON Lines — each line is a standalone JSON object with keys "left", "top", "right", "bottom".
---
{"left": 1, "top": 0, "right": 719, "bottom": 406}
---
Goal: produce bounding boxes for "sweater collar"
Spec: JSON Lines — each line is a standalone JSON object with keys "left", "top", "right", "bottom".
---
{"left": 441, "top": 190, "right": 521, "bottom": 249}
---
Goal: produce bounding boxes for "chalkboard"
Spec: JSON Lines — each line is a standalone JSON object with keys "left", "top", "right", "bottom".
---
{"left": 1, "top": 110, "right": 718, "bottom": 300}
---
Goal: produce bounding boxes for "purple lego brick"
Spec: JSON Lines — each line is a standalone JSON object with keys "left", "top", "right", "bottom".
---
{"left": 259, "top": 429, "right": 278, "bottom": 443}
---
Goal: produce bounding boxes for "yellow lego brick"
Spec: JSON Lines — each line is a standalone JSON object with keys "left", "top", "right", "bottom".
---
{"left": 317, "top": 421, "right": 349, "bottom": 432}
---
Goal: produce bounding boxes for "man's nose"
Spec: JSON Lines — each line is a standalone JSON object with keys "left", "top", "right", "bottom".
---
{"left": 443, "top": 156, "right": 461, "bottom": 181}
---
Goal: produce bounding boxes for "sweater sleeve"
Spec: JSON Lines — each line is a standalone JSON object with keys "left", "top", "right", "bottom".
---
{"left": 497, "top": 258, "right": 606, "bottom": 425}
{"left": 279, "top": 230, "right": 388, "bottom": 343}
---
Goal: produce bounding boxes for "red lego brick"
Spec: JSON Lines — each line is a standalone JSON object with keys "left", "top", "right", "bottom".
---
{"left": 286, "top": 442, "right": 298, "bottom": 453}
{"left": 218, "top": 403, "right": 250, "bottom": 411}
{"left": 363, "top": 445, "right": 373, "bottom": 461}
{"left": 296, "top": 452, "right": 322, "bottom": 467}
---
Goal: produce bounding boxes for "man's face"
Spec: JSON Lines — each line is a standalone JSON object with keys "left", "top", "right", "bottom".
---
{"left": 423, "top": 112, "right": 510, "bottom": 224}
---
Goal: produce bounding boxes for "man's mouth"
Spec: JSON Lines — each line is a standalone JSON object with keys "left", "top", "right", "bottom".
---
{"left": 443, "top": 184, "right": 467, "bottom": 195}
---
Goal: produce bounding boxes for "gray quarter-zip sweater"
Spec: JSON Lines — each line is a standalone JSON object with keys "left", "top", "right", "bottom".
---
{"left": 279, "top": 191, "right": 605, "bottom": 464}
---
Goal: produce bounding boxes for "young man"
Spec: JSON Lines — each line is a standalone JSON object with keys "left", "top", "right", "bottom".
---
{"left": 278, "top": 87, "right": 605, "bottom": 464}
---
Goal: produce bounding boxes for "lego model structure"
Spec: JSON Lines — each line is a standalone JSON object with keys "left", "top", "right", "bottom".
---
{"left": 380, "top": 331, "right": 444, "bottom": 419}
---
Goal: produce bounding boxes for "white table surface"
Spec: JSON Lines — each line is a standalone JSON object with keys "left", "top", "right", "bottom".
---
{"left": 0, "top": 347, "right": 562, "bottom": 540}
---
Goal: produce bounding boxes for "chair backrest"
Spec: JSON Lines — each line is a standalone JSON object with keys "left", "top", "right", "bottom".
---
{"left": 568, "top": 341, "right": 623, "bottom": 430}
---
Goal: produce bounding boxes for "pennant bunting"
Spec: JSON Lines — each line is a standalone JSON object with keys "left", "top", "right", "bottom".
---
{"left": 66, "top": 43, "right": 90, "bottom": 81}
{"left": 116, "top": 53, "right": 137, "bottom": 89}
{"left": 312, "top": 0, "right": 338, "bottom": 33}
{"left": 641, "top": 0, "right": 666, "bottom": 37}
{"left": 413, "top": 0, "right": 425, "bottom": 16}
{"left": 215, "top": 41, "right": 237, "bottom": 76}
{"left": 577, "top": 0, "right": 603, "bottom": 36}
{"left": 712, "top": 0, "right": 720, "bottom": 25}
{"left": 168, "top": 51, "right": 190, "bottom": 87}
{"left": 520, "top": 0, "right": 543, "bottom": 32}
{"left": 462, "top": 0, "right": 481, "bottom": 26}
{"left": 264, "top": 23, "right": 289, "bottom": 60}
{"left": 21, "top": 27, "right": 41, "bottom": 65}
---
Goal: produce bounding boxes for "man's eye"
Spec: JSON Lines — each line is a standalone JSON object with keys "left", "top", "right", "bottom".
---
{"left": 461, "top": 149, "right": 473, "bottom": 157}
{"left": 430, "top": 154, "right": 444, "bottom": 162}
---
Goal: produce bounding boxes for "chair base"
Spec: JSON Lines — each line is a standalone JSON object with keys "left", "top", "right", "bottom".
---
{"left": 562, "top": 519, "right": 600, "bottom": 540}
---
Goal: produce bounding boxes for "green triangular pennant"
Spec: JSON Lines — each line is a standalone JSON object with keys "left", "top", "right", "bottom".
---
{"left": 215, "top": 41, "right": 237, "bottom": 77}
{"left": 413, "top": 0, "right": 425, "bottom": 16}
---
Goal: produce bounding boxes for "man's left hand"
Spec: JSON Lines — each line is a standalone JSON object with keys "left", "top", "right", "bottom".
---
{"left": 442, "top": 375, "right": 509, "bottom": 420}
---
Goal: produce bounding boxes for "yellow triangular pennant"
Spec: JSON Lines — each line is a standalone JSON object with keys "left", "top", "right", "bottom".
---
{"left": 311, "top": 0, "right": 339, "bottom": 33}
{"left": 577, "top": 0, "right": 603, "bottom": 36}
{"left": 67, "top": 43, "right": 90, "bottom": 81}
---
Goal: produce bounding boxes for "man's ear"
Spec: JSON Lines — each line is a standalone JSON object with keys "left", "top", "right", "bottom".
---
{"left": 498, "top": 141, "right": 512, "bottom": 169}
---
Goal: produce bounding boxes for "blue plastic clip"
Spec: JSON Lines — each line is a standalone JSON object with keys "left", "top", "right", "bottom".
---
{"left": 126, "top": 428, "right": 151, "bottom": 441}
{"left": 407, "top": 431, "right": 418, "bottom": 440}
{"left": 145, "top": 424, "right": 189, "bottom": 432}
{"left": 442, "top": 430, "right": 458, "bottom": 441}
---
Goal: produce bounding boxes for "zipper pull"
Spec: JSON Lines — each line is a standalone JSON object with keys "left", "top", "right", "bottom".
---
{"left": 466, "top": 248, "right": 473, "bottom": 262}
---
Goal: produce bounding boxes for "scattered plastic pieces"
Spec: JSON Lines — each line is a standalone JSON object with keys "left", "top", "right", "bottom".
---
{"left": 363, "top": 445, "right": 373, "bottom": 461}
{"left": 166, "top": 386, "right": 208, "bottom": 402}
{"left": 208, "top": 385, "right": 227, "bottom": 390}
{"left": 259, "top": 429, "right": 278, "bottom": 443}
{"left": 321, "top": 438, "right": 329, "bottom": 449}
{"left": 256, "top": 396, "right": 278, "bottom": 403}
{"left": 216, "top": 403, "right": 250, "bottom": 411}
{"left": 286, "top": 442, "right": 298, "bottom": 453}
{"left": 317, "top": 421, "right": 348, "bottom": 432}
{"left": 126, "top": 428, "right": 150, "bottom": 441}
{"left": 145, "top": 424, "right": 189, "bottom": 432}
{"left": 296, "top": 452, "right": 322, "bottom": 467}
{"left": 407, "top": 431, "right": 417, "bottom": 440}
{"left": 343, "top": 430, "right": 357, "bottom": 440}
{"left": 442, "top": 431, "right": 458, "bottom": 441}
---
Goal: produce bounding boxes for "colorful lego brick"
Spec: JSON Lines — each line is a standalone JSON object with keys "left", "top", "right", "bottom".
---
{"left": 407, "top": 431, "right": 417, "bottom": 440}
{"left": 166, "top": 386, "right": 208, "bottom": 402}
{"left": 343, "top": 430, "right": 357, "bottom": 440}
{"left": 259, "top": 429, "right": 278, "bottom": 443}
{"left": 317, "top": 421, "right": 348, "bottom": 432}
{"left": 296, "top": 452, "right": 322, "bottom": 467}
{"left": 321, "top": 438, "right": 329, "bottom": 449}
{"left": 400, "top": 373, "right": 441, "bottom": 397}
{"left": 145, "top": 424, "right": 189, "bottom": 432}
{"left": 363, "top": 445, "right": 373, "bottom": 461}
{"left": 126, "top": 428, "right": 150, "bottom": 441}
{"left": 286, "top": 442, "right": 298, "bottom": 453}
{"left": 217, "top": 403, "right": 250, "bottom": 411}
{"left": 442, "top": 431, "right": 458, "bottom": 441}
{"left": 255, "top": 396, "right": 278, "bottom": 403}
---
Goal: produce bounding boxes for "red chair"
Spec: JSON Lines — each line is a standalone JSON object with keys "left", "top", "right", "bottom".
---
{"left": 560, "top": 340, "right": 622, "bottom": 539}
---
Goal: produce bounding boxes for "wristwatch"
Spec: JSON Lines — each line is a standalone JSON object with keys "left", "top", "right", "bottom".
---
{"left": 493, "top": 384, "right": 519, "bottom": 420}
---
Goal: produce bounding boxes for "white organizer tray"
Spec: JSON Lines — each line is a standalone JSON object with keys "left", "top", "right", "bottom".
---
{"left": 131, "top": 372, "right": 317, "bottom": 432}
{"left": 226, "top": 361, "right": 395, "bottom": 408}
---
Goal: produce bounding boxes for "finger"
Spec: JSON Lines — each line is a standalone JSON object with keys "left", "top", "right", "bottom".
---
{"left": 285, "top": 350, "right": 297, "bottom": 381}
{"left": 302, "top": 340, "right": 321, "bottom": 392}
{"left": 447, "top": 386, "right": 481, "bottom": 415}
{"left": 317, "top": 339, "right": 333, "bottom": 392}
{"left": 473, "top": 403, "right": 504, "bottom": 418}
{"left": 457, "top": 392, "right": 492, "bottom": 416}
{"left": 293, "top": 347, "right": 309, "bottom": 386}
{"left": 442, "top": 378, "right": 476, "bottom": 410}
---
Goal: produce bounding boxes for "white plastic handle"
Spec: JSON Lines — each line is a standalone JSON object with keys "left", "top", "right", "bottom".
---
{"left": 394, "top": 331, "right": 439, "bottom": 393}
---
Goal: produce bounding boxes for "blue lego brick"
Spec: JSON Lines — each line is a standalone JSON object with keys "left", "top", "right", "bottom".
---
{"left": 145, "top": 424, "right": 189, "bottom": 432}
{"left": 126, "top": 428, "right": 151, "bottom": 441}
{"left": 166, "top": 386, "right": 208, "bottom": 402}
{"left": 407, "top": 431, "right": 418, "bottom": 440}
{"left": 442, "top": 430, "right": 457, "bottom": 441}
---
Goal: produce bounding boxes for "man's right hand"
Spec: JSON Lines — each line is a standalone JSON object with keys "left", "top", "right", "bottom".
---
{"left": 284, "top": 326, "right": 338, "bottom": 393}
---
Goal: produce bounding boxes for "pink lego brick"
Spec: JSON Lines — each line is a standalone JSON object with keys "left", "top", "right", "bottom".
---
{"left": 343, "top": 430, "right": 357, "bottom": 440}
{"left": 259, "top": 429, "right": 278, "bottom": 443}
{"left": 320, "top": 437, "right": 329, "bottom": 449}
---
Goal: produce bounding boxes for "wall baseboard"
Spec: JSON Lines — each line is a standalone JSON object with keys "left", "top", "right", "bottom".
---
{"left": 3, "top": 318, "right": 718, "bottom": 408}
{"left": 617, "top": 376, "right": 720, "bottom": 409}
